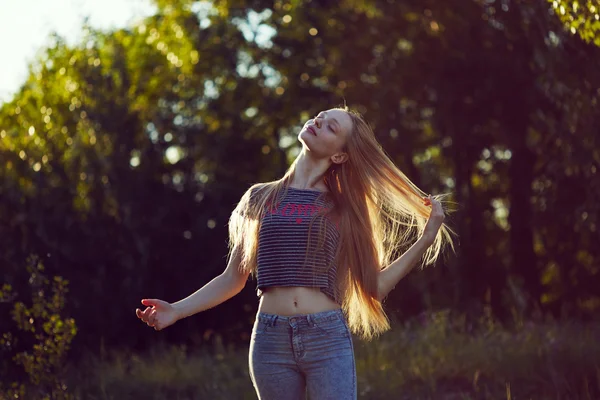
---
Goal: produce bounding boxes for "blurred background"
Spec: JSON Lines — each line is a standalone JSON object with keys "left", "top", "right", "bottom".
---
{"left": 1, "top": 0, "right": 599, "bottom": 398}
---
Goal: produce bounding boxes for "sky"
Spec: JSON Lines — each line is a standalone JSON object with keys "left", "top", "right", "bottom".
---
{"left": 0, "top": 0, "right": 157, "bottom": 105}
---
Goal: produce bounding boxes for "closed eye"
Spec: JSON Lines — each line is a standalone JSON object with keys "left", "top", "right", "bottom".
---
{"left": 314, "top": 113, "right": 335, "bottom": 133}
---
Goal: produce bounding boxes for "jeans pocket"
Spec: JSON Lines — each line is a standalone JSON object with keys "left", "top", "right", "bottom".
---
{"left": 252, "top": 319, "right": 270, "bottom": 336}
{"left": 314, "top": 319, "right": 349, "bottom": 338}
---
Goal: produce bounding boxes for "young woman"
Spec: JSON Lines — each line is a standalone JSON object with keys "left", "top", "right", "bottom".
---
{"left": 136, "top": 106, "right": 456, "bottom": 399}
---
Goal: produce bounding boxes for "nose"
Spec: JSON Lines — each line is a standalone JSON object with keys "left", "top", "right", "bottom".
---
{"left": 314, "top": 117, "right": 321, "bottom": 128}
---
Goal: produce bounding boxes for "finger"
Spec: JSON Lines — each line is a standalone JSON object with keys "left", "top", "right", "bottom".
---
{"left": 140, "top": 307, "right": 152, "bottom": 322}
{"left": 146, "top": 313, "right": 155, "bottom": 327}
{"left": 434, "top": 202, "right": 445, "bottom": 217}
{"left": 141, "top": 299, "right": 152, "bottom": 308}
{"left": 136, "top": 308, "right": 143, "bottom": 319}
{"left": 141, "top": 299, "right": 159, "bottom": 307}
{"left": 149, "top": 310, "right": 158, "bottom": 326}
{"left": 426, "top": 201, "right": 443, "bottom": 217}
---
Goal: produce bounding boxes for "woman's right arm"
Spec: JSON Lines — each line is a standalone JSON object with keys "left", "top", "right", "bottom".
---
{"left": 172, "top": 245, "right": 249, "bottom": 319}
{"left": 137, "top": 245, "right": 250, "bottom": 330}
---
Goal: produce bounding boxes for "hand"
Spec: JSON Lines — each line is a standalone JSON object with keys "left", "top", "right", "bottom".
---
{"left": 135, "top": 298, "right": 179, "bottom": 331}
{"left": 421, "top": 195, "right": 445, "bottom": 245}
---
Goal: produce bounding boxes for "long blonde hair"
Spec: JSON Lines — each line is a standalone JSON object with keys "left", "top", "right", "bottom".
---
{"left": 228, "top": 107, "right": 458, "bottom": 340}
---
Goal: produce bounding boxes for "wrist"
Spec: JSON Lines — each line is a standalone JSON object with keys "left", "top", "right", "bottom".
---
{"left": 419, "top": 233, "right": 435, "bottom": 247}
{"left": 172, "top": 303, "right": 186, "bottom": 321}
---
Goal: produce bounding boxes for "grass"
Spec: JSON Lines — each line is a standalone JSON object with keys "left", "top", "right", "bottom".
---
{"left": 62, "top": 311, "right": 600, "bottom": 399}
{"left": 353, "top": 311, "right": 600, "bottom": 399}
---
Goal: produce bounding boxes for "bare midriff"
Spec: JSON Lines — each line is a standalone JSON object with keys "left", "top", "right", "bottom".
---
{"left": 258, "top": 286, "right": 341, "bottom": 316}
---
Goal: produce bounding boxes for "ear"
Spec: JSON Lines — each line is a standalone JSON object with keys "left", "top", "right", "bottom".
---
{"left": 330, "top": 152, "right": 348, "bottom": 164}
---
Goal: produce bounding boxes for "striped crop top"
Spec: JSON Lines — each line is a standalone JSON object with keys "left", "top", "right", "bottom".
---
{"left": 254, "top": 187, "right": 342, "bottom": 304}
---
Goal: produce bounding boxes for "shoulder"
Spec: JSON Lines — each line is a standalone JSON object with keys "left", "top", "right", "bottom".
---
{"left": 245, "top": 182, "right": 272, "bottom": 202}
{"left": 238, "top": 181, "right": 280, "bottom": 210}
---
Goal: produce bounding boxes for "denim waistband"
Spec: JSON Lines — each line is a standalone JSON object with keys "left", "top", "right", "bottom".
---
{"left": 257, "top": 308, "right": 345, "bottom": 327}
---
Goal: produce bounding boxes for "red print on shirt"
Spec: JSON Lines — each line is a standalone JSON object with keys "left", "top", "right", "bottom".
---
{"left": 265, "top": 202, "right": 339, "bottom": 229}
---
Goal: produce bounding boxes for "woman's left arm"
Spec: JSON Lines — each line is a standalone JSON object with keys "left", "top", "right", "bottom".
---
{"left": 377, "top": 195, "right": 445, "bottom": 301}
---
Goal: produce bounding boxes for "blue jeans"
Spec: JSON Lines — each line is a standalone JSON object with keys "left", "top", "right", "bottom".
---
{"left": 249, "top": 308, "right": 357, "bottom": 400}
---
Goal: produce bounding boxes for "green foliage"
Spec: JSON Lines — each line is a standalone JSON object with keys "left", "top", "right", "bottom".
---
{"left": 549, "top": 0, "right": 600, "bottom": 45}
{"left": 0, "top": 256, "right": 77, "bottom": 400}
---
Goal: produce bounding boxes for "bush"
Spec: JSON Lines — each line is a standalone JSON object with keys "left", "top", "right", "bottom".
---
{"left": 0, "top": 255, "right": 77, "bottom": 400}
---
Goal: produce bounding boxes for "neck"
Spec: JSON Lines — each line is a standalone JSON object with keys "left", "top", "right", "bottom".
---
{"left": 290, "top": 150, "right": 331, "bottom": 190}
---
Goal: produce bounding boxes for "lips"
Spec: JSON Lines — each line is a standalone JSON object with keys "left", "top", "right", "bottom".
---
{"left": 307, "top": 126, "right": 317, "bottom": 136}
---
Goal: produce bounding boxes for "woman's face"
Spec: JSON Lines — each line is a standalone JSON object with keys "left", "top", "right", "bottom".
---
{"left": 298, "top": 108, "right": 353, "bottom": 162}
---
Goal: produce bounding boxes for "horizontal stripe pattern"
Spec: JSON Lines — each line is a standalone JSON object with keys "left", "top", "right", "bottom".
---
{"left": 254, "top": 187, "right": 341, "bottom": 304}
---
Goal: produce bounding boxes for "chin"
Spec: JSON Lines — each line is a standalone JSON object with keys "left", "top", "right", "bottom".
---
{"left": 298, "top": 131, "right": 311, "bottom": 142}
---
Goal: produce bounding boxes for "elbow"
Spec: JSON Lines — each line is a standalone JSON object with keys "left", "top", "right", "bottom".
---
{"left": 235, "top": 280, "right": 247, "bottom": 294}
{"left": 376, "top": 283, "right": 385, "bottom": 302}
{"left": 221, "top": 272, "right": 248, "bottom": 296}
{"left": 233, "top": 278, "right": 248, "bottom": 296}
{"left": 377, "top": 278, "right": 393, "bottom": 302}
{"left": 376, "top": 270, "right": 387, "bottom": 302}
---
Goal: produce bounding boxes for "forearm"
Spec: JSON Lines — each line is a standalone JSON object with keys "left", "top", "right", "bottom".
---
{"left": 171, "top": 274, "right": 242, "bottom": 320}
{"left": 377, "top": 237, "right": 430, "bottom": 301}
